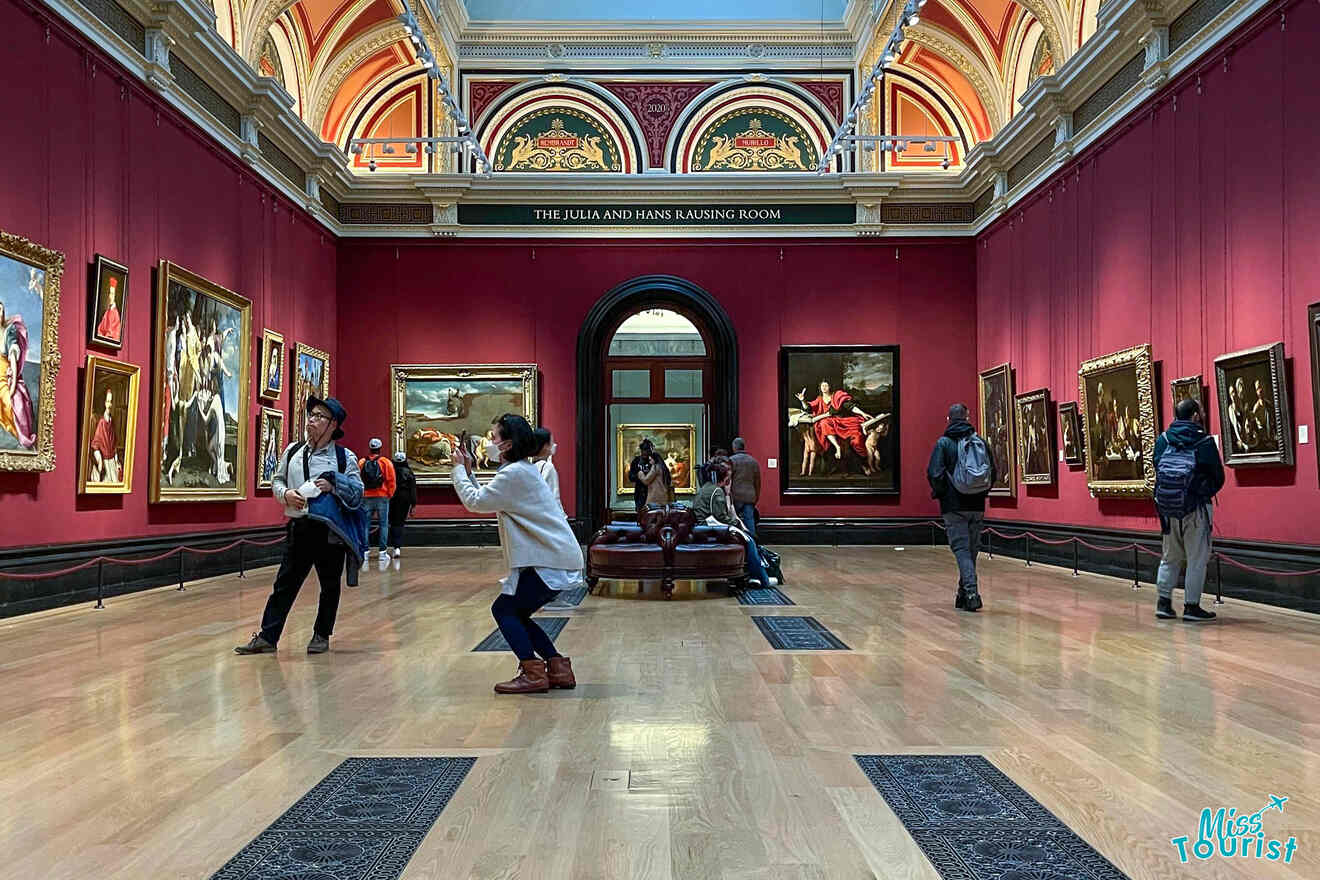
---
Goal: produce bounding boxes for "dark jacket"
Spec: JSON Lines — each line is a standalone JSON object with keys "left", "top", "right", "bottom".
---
{"left": 389, "top": 462, "right": 418, "bottom": 526}
{"left": 927, "top": 419, "right": 997, "bottom": 514}
{"left": 1153, "top": 419, "right": 1224, "bottom": 532}
{"left": 728, "top": 452, "right": 761, "bottom": 505}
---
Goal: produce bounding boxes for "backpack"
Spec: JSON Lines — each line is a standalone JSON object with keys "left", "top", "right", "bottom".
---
{"left": 950, "top": 434, "right": 993, "bottom": 494}
{"left": 360, "top": 455, "right": 385, "bottom": 490}
{"left": 1154, "top": 433, "right": 1209, "bottom": 520}
{"left": 287, "top": 440, "right": 347, "bottom": 478}
{"left": 395, "top": 465, "right": 416, "bottom": 502}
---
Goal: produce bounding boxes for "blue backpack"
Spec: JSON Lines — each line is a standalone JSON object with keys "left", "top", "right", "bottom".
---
{"left": 1154, "top": 433, "right": 1210, "bottom": 519}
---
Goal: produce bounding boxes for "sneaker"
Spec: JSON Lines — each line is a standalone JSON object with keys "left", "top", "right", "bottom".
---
{"left": 963, "top": 592, "right": 983, "bottom": 612}
{"left": 766, "top": 577, "right": 779, "bottom": 587}
{"left": 1155, "top": 597, "right": 1178, "bottom": 619}
{"left": 234, "top": 633, "right": 275, "bottom": 655}
{"left": 307, "top": 633, "right": 329, "bottom": 654}
{"left": 391, "top": 548, "right": 402, "bottom": 558}
{"left": 1182, "top": 604, "right": 1217, "bottom": 622}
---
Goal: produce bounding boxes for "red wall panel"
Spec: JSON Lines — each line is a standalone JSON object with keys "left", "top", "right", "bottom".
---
{"left": 335, "top": 239, "right": 978, "bottom": 521}
{"left": 0, "top": 0, "right": 337, "bottom": 549}
{"left": 977, "top": 1, "right": 1320, "bottom": 545}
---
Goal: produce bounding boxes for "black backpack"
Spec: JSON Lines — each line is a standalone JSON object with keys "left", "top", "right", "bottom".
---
{"left": 361, "top": 455, "right": 385, "bottom": 490}
{"left": 287, "top": 441, "right": 348, "bottom": 479}
{"left": 395, "top": 465, "right": 416, "bottom": 501}
{"left": 1154, "top": 433, "right": 1210, "bottom": 520}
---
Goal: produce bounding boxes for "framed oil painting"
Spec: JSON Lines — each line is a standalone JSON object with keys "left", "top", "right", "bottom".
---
{"left": 978, "top": 362, "right": 1016, "bottom": 497}
{"left": 78, "top": 355, "right": 140, "bottom": 494}
{"left": 150, "top": 260, "right": 252, "bottom": 502}
{"left": 779, "top": 345, "right": 899, "bottom": 496}
{"left": 256, "top": 406, "right": 285, "bottom": 490}
{"left": 1309, "top": 303, "right": 1319, "bottom": 485}
{"left": 1170, "top": 375, "right": 1204, "bottom": 413}
{"left": 616, "top": 424, "right": 697, "bottom": 496}
{"left": 1214, "top": 342, "right": 1293, "bottom": 468}
{"left": 290, "top": 342, "right": 330, "bottom": 443}
{"left": 1058, "top": 401, "right": 1084, "bottom": 467}
{"left": 1078, "top": 344, "right": 1156, "bottom": 497}
{"left": 1014, "top": 388, "right": 1055, "bottom": 484}
{"left": 259, "top": 329, "right": 285, "bottom": 400}
{"left": 391, "top": 363, "right": 538, "bottom": 485}
{"left": 90, "top": 254, "right": 127, "bottom": 350}
{"left": 0, "top": 229, "right": 63, "bottom": 472}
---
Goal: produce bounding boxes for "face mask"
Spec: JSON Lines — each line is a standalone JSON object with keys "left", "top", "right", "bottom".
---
{"left": 549, "top": 443, "right": 558, "bottom": 457}
{"left": 484, "top": 440, "right": 503, "bottom": 462}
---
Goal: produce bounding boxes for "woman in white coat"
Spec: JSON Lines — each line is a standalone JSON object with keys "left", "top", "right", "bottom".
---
{"left": 452, "top": 414, "right": 584, "bottom": 694}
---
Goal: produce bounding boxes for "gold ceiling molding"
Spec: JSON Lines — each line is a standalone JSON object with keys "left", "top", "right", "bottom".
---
{"left": 311, "top": 24, "right": 413, "bottom": 134}
{"left": 1013, "top": 0, "right": 1072, "bottom": 68}
{"left": 242, "top": 0, "right": 297, "bottom": 66}
{"left": 904, "top": 26, "right": 1007, "bottom": 131}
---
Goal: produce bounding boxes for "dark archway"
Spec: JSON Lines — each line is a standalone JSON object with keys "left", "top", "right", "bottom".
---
{"left": 576, "top": 275, "right": 738, "bottom": 533}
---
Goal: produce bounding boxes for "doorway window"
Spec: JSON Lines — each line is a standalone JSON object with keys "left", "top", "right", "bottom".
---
{"left": 608, "top": 309, "right": 707, "bottom": 356}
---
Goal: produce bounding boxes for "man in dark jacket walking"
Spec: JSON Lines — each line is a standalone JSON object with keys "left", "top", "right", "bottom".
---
{"left": 387, "top": 450, "right": 418, "bottom": 559}
{"left": 1152, "top": 398, "right": 1225, "bottom": 621}
{"left": 927, "top": 403, "right": 997, "bottom": 611}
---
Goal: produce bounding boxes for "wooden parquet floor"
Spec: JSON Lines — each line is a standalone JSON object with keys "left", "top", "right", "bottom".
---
{"left": 1, "top": 546, "right": 1317, "bottom": 879}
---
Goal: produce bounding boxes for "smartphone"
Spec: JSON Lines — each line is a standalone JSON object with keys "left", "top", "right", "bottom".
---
{"left": 457, "top": 430, "right": 469, "bottom": 457}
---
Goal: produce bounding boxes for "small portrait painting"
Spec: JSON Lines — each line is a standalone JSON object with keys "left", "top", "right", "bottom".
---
{"left": 779, "top": 346, "right": 899, "bottom": 495}
{"left": 616, "top": 424, "right": 697, "bottom": 496}
{"left": 1214, "top": 343, "right": 1294, "bottom": 468}
{"left": 1014, "top": 388, "right": 1055, "bottom": 484}
{"left": 978, "top": 363, "right": 1016, "bottom": 496}
{"left": 291, "top": 343, "right": 330, "bottom": 443}
{"left": 90, "top": 255, "right": 128, "bottom": 349}
{"left": 1058, "top": 401, "right": 1083, "bottom": 467}
{"left": 0, "top": 229, "right": 63, "bottom": 472}
{"left": 1078, "top": 344, "right": 1156, "bottom": 497}
{"left": 78, "top": 355, "right": 140, "bottom": 494}
{"left": 1170, "top": 375, "right": 1204, "bottom": 413}
{"left": 259, "top": 329, "right": 284, "bottom": 399}
{"left": 256, "top": 406, "right": 285, "bottom": 490}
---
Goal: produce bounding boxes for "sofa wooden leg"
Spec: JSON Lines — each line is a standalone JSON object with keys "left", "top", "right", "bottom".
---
{"left": 662, "top": 577, "right": 674, "bottom": 599}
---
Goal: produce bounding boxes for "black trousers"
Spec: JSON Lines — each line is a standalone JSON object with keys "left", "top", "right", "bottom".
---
{"left": 259, "top": 519, "right": 347, "bottom": 645}
{"left": 491, "top": 569, "right": 561, "bottom": 662}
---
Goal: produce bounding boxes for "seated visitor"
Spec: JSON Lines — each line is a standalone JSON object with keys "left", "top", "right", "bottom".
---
{"left": 693, "top": 459, "right": 774, "bottom": 588}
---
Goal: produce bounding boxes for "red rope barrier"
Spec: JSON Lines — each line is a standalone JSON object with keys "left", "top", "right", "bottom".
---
{"left": 1214, "top": 554, "right": 1320, "bottom": 578}
{"left": 0, "top": 557, "right": 104, "bottom": 580}
{"left": 0, "top": 536, "right": 285, "bottom": 580}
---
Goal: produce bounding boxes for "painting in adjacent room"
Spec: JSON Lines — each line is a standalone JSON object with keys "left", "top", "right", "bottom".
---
{"left": 78, "top": 355, "right": 140, "bottom": 494}
{"left": 779, "top": 346, "right": 898, "bottom": 495}
{"left": 1014, "top": 388, "right": 1055, "bottom": 484}
{"left": 290, "top": 342, "right": 330, "bottom": 443}
{"left": 1057, "top": 401, "right": 1083, "bottom": 467}
{"left": 391, "top": 364, "right": 538, "bottom": 485}
{"left": 1214, "top": 342, "right": 1294, "bottom": 468}
{"left": 256, "top": 406, "right": 285, "bottom": 490}
{"left": 616, "top": 424, "right": 697, "bottom": 496}
{"left": 90, "top": 255, "right": 127, "bottom": 350}
{"left": 259, "top": 329, "right": 284, "bottom": 400}
{"left": 1170, "top": 375, "right": 1204, "bottom": 413}
{"left": 150, "top": 261, "right": 251, "bottom": 502}
{"left": 0, "top": 229, "right": 63, "bottom": 472}
{"left": 1078, "top": 344, "right": 1156, "bottom": 497}
{"left": 977, "top": 362, "right": 1016, "bottom": 496}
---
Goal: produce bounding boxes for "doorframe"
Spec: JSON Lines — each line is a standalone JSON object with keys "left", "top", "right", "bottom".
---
{"left": 576, "top": 275, "right": 738, "bottom": 533}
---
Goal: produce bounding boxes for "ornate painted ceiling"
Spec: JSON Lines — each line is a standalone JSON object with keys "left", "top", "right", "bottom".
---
{"left": 207, "top": 0, "right": 1101, "bottom": 173}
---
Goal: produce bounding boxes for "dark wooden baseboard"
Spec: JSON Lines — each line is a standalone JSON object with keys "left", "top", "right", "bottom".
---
{"left": 0, "top": 526, "right": 287, "bottom": 618}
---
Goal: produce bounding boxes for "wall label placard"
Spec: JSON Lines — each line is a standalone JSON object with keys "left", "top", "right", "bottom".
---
{"left": 457, "top": 203, "right": 856, "bottom": 226}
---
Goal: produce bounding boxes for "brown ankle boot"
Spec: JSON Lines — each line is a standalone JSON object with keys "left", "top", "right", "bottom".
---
{"left": 494, "top": 659, "right": 549, "bottom": 694}
{"left": 547, "top": 656, "right": 576, "bottom": 689}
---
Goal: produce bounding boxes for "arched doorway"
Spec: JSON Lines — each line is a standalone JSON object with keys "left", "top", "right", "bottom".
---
{"left": 576, "top": 276, "right": 738, "bottom": 531}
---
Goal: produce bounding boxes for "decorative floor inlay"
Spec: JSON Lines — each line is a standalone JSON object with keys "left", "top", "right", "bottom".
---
{"left": 737, "top": 587, "right": 795, "bottom": 606}
{"left": 210, "top": 757, "right": 475, "bottom": 880}
{"left": 751, "top": 615, "right": 848, "bottom": 650}
{"left": 853, "top": 755, "right": 1130, "bottom": 880}
{"left": 542, "top": 586, "right": 588, "bottom": 609}
{"left": 472, "top": 617, "right": 569, "bottom": 652}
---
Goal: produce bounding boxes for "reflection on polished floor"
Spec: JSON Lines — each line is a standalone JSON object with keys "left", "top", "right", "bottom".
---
{"left": 1, "top": 546, "right": 1317, "bottom": 879}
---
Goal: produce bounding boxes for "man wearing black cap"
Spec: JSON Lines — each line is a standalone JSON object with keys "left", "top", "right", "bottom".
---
{"left": 236, "top": 396, "right": 364, "bottom": 655}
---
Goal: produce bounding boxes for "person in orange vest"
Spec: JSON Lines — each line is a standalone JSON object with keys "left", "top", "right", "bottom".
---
{"left": 359, "top": 437, "right": 396, "bottom": 565}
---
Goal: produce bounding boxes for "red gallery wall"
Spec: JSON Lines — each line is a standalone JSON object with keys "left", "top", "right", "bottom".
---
{"left": 335, "top": 238, "right": 978, "bottom": 521}
{"left": 977, "top": 0, "right": 1320, "bottom": 546}
{"left": 0, "top": 0, "right": 337, "bottom": 549}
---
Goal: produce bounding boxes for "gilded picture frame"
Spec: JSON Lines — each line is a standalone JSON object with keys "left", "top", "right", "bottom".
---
{"left": 978, "top": 362, "right": 1016, "bottom": 497}
{"left": 255, "top": 406, "right": 285, "bottom": 491}
{"left": 0, "top": 229, "right": 64, "bottom": 472}
{"left": 90, "top": 254, "right": 128, "bottom": 350}
{"left": 616, "top": 423, "right": 698, "bottom": 496}
{"left": 1077, "top": 344, "right": 1157, "bottom": 497}
{"left": 149, "top": 260, "right": 252, "bottom": 502}
{"left": 1214, "top": 342, "right": 1294, "bottom": 468}
{"left": 1057, "top": 401, "right": 1084, "bottom": 467}
{"left": 391, "top": 363, "right": 538, "bottom": 486}
{"left": 1308, "top": 303, "right": 1319, "bottom": 485}
{"left": 259, "top": 328, "right": 285, "bottom": 400}
{"left": 1014, "top": 388, "right": 1055, "bottom": 484}
{"left": 290, "top": 342, "right": 330, "bottom": 443}
{"left": 78, "top": 355, "right": 140, "bottom": 494}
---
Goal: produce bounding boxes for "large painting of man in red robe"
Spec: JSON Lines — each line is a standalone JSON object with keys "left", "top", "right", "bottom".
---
{"left": 780, "top": 346, "right": 899, "bottom": 495}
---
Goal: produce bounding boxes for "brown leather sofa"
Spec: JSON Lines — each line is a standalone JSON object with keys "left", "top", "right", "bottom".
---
{"left": 585, "top": 505, "right": 748, "bottom": 599}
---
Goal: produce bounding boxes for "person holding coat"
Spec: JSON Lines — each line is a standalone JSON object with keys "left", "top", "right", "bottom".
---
{"left": 452, "top": 414, "right": 585, "bottom": 695}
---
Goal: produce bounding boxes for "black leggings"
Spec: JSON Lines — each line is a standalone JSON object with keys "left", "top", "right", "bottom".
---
{"left": 491, "top": 569, "right": 561, "bottom": 661}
